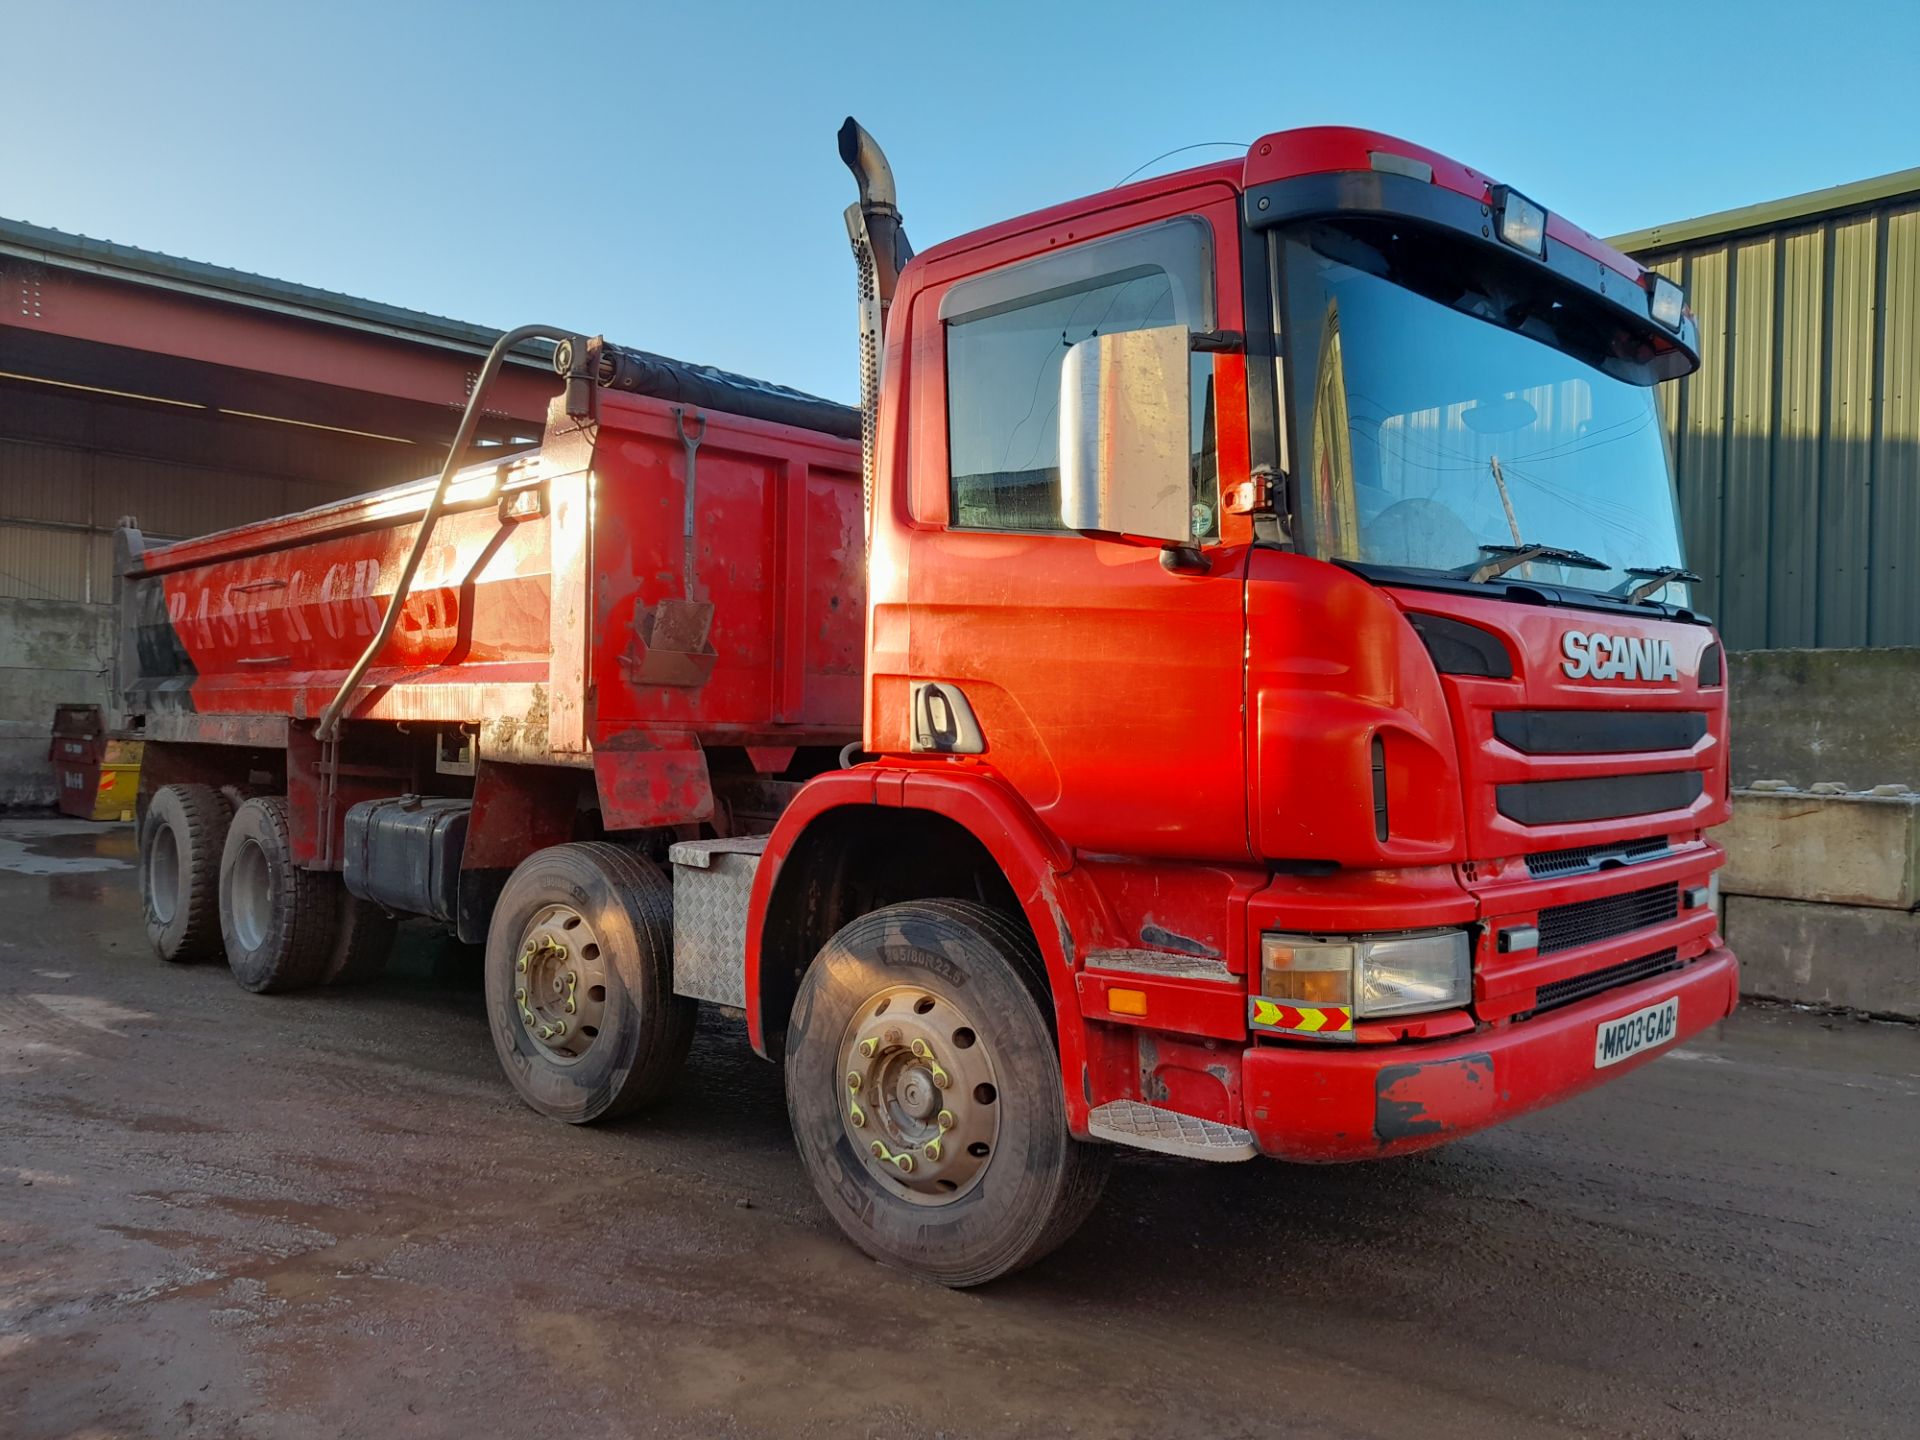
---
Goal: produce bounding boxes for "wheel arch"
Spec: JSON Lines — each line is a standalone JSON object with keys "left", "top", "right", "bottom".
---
{"left": 745, "top": 766, "right": 1108, "bottom": 1131}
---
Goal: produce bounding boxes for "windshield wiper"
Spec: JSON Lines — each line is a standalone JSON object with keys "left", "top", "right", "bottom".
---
{"left": 1469, "top": 542, "right": 1609, "bottom": 584}
{"left": 1623, "top": 564, "right": 1703, "bottom": 604}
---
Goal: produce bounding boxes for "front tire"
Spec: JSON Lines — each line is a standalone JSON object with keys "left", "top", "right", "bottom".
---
{"left": 785, "top": 900, "right": 1111, "bottom": 1287}
{"left": 141, "top": 784, "right": 233, "bottom": 963}
{"left": 484, "top": 843, "right": 695, "bottom": 1124}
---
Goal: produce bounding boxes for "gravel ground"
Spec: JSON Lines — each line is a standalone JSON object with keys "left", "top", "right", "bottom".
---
{"left": 2, "top": 816, "right": 1916, "bottom": 1439}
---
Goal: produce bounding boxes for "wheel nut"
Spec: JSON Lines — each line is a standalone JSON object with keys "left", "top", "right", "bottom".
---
{"left": 910, "top": 1038, "right": 929, "bottom": 1059}
{"left": 937, "top": 1109, "right": 954, "bottom": 1130}
{"left": 923, "top": 1140, "right": 941, "bottom": 1161}
{"left": 845, "top": 1072, "right": 861, "bottom": 1092}
{"left": 896, "top": 1154, "right": 915, "bottom": 1174}
{"left": 849, "top": 1104, "right": 866, "bottom": 1128}
{"left": 869, "top": 1141, "right": 885, "bottom": 1158}
{"left": 858, "top": 1038, "right": 878, "bottom": 1058}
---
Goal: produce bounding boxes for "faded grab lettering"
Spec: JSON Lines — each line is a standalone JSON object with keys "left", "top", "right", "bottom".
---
{"left": 1561, "top": 630, "right": 1678, "bottom": 682}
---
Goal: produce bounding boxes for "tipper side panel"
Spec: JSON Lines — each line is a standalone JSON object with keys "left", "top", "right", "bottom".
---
{"left": 588, "top": 391, "right": 865, "bottom": 745}
{"left": 124, "top": 456, "right": 557, "bottom": 730}
{"left": 122, "top": 390, "right": 865, "bottom": 758}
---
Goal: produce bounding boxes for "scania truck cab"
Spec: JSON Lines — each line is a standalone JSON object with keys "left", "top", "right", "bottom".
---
{"left": 123, "top": 124, "right": 1734, "bottom": 1287}
{"left": 750, "top": 124, "right": 1731, "bottom": 1277}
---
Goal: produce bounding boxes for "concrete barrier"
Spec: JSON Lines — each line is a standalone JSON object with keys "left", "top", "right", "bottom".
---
{"left": 1718, "top": 786, "right": 1920, "bottom": 1018}
{"left": 1719, "top": 787, "right": 1920, "bottom": 909}
{"left": 1723, "top": 894, "right": 1920, "bottom": 1018}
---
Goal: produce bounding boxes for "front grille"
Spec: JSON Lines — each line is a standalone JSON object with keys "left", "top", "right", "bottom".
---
{"left": 1494, "top": 710, "right": 1707, "bottom": 755}
{"left": 1528, "top": 948, "right": 1680, "bottom": 1015}
{"left": 1537, "top": 882, "right": 1678, "bottom": 955}
{"left": 1496, "top": 770, "right": 1704, "bottom": 825}
{"left": 1526, "top": 836, "right": 1670, "bottom": 879}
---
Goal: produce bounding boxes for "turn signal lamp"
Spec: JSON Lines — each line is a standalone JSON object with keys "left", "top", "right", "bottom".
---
{"left": 1649, "top": 274, "right": 1687, "bottom": 331}
{"left": 1258, "top": 938, "right": 1353, "bottom": 1006}
{"left": 1492, "top": 185, "right": 1547, "bottom": 258}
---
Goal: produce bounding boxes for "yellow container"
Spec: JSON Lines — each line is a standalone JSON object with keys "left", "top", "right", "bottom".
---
{"left": 92, "top": 749, "right": 143, "bottom": 822}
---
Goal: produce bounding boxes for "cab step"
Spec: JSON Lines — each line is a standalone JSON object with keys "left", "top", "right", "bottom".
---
{"left": 1086, "top": 1099, "right": 1257, "bottom": 1162}
{"left": 1085, "top": 948, "right": 1235, "bottom": 983}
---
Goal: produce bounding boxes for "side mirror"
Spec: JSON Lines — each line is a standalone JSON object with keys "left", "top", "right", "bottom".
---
{"left": 1058, "top": 325, "right": 1192, "bottom": 545}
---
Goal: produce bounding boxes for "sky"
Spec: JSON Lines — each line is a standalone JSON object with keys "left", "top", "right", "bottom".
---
{"left": 2, "top": 1, "right": 1915, "bottom": 405}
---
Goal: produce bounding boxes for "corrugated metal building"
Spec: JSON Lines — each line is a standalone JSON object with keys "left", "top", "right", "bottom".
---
{"left": 1614, "top": 168, "right": 1920, "bottom": 651}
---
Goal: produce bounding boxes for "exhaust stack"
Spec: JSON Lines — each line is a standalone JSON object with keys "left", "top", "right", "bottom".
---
{"left": 838, "top": 117, "right": 912, "bottom": 518}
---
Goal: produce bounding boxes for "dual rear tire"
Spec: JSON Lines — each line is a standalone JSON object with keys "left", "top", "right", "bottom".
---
{"left": 138, "top": 784, "right": 396, "bottom": 990}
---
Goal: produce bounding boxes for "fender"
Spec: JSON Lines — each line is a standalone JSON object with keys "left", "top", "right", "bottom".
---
{"left": 744, "top": 763, "right": 1113, "bottom": 1133}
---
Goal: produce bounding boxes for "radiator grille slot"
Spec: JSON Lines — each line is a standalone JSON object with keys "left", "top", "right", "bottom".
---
{"left": 1537, "top": 882, "right": 1678, "bottom": 955}
{"left": 1528, "top": 948, "right": 1680, "bottom": 1015}
{"left": 1526, "top": 836, "right": 1670, "bottom": 879}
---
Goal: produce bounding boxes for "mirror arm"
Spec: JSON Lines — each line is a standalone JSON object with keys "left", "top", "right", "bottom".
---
{"left": 1159, "top": 544, "right": 1209, "bottom": 575}
{"left": 1190, "top": 330, "right": 1245, "bottom": 354}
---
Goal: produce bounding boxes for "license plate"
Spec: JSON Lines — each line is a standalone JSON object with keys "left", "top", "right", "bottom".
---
{"left": 1593, "top": 996, "right": 1680, "bottom": 1069}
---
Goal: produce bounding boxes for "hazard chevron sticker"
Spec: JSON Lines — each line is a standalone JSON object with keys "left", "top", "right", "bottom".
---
{"left": 1249, "top": 997, "right": 1355, "bottom": 1039}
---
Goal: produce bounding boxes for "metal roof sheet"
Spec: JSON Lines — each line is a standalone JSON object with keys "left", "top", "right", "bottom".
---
{"left": 1609, "top": 166, "right": 1920, "bottom": 254}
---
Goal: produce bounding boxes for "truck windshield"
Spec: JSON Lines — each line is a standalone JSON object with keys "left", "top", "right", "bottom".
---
{"left": 1276, "top": 223, "right": 1688, "bottom": 604}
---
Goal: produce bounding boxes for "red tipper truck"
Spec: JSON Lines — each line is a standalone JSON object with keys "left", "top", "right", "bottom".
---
{"left": 120, "top": 122, "right": 1736, "bottom": 1286}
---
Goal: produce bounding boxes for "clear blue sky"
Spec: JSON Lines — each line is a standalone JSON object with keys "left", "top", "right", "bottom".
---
{"left": 3, "top": 1, "right": 1913, "bottom": 404}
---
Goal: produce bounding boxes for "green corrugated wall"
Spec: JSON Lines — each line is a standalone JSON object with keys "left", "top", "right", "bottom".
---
{"left": 1619, "top": 181, "right": 1920, "bottom": 650}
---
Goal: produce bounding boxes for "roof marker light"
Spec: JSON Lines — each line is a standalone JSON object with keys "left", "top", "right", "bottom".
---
{"left": 1649, "top": 274, "right": 1687, "bottom": 331}
{"left": 1492, "top": 185, "right": 1547, "bottom": 258}
{"left": 1369, "top": 151, "right": 1433, "bottom": 183}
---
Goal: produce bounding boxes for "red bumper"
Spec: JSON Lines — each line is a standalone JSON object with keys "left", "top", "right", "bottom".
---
{"left": 1241, "top": 946, "right": 1739, "bottom": 1161}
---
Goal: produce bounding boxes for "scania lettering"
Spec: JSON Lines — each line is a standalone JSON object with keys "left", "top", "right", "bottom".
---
{"left": 1561, "top": 630, "right": 1681, "bottom": 682}
{"left": 118, "top": 122, "right": 1736, "bottom": 1286}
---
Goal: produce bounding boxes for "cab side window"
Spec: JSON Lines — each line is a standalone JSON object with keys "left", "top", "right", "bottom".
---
{"left": 942, "top": 219, "right": 1218, "bottom": 536}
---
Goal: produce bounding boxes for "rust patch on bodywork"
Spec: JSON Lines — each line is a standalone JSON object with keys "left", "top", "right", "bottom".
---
{"left": 1374, "top": 1052, "right": 1495, "bottom": 1144}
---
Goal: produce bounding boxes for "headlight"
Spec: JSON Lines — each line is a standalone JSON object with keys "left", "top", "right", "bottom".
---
{"left": 1257, "top": 929, "right": 1472, "bottom": 1027}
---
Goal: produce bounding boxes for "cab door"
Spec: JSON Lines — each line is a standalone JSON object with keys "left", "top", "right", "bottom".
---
{"left": 886, "top": 190, "right": 1253, "bottom": 863}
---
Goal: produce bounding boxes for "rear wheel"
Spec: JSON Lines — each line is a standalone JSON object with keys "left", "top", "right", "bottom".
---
{"left": 785, "top": 900, "right": 1111, "bottom": 1287}
{"left": 141, "top": 784, "right": 233, "bottom": 963}
{"left": 219, "top": 797, "right": 332, "bottom": 994}
{"left": 484, "top": 843, "right": 695, "bottom": 1124}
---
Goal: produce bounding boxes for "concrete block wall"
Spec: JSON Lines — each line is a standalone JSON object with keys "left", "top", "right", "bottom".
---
{"left": 0, "top": 597, "right": 114, "bottom": 809}
{"left": 1718, "top": 787, "right": 1920, "bottom": 1018}
{"left": 1720, "top": 650, "right": 1920, "bottom": 1017}
{"left": 1727, "top": 648, "right": 1920, "bottom": 789}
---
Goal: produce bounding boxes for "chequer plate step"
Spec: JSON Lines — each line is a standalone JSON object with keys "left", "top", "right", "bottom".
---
{"left": 1087, "top": 1099, "right": 1257, "bottom": 1162}
{"left": 1085, "top": 948, "right": 1235, "bottom": 982}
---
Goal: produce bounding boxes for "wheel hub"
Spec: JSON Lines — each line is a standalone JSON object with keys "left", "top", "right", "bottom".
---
{"left": 513, "top": 904, "right": 609, "bottom": 1062}
{"left": 838, "top": 987, "right": 1000, "bottom": 1206}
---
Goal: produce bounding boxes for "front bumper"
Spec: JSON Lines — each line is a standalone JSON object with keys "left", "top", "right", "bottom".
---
{"left": 1241, "top": 944, "right": 1738, "bottom": 1161}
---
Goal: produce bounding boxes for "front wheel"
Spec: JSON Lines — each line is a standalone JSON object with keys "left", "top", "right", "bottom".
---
{"left": 785, "top": 900, "right": 1110, "bottom": 1287}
